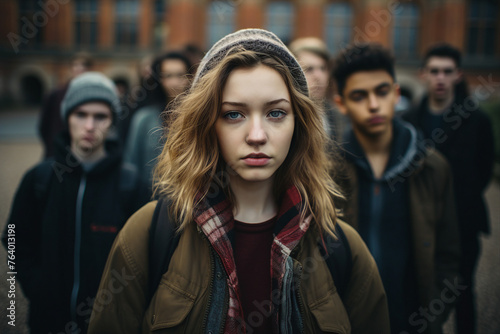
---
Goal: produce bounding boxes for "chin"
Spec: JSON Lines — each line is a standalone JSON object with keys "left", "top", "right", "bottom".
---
{"left": 236, "top": 170, "right": 275, "bottom": 183}
{"left": 363, "top": 128, "right": 387, "bottom": 138}
{"left": 76, "top": 144, "right": 97, "bottom": 155}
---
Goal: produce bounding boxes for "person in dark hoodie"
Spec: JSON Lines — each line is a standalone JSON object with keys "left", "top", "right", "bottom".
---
{"left": 2, "top": 72, "right": 150, "bottom": 334}
{"left": 403, "top": 44, "right": 494, "bottom": 334}
{"left": 332, "top": 43, "right": 460, "bottom": 334}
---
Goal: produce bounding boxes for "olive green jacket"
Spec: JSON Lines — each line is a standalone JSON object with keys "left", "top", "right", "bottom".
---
{"left": 88, "top": 202, "right": 390, "bottom": 333}
{"left": 339, "top": 149, "right": 460, "bottom": 333}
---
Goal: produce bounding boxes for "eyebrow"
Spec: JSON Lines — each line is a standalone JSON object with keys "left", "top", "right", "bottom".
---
{"left": 428, "top": 67, "right": 455, "bottom": 71}
{"left": 221, "top": 98, "right": 290, "bottom": 108}
{"left": 348, "top": 82, "right": 391, "bottom": 97}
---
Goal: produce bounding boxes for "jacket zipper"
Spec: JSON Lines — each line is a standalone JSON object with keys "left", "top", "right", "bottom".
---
{"left": 202, "top": 244, "right": 216, "bottom": 332}
{"left": 70, "top": 173, "right": 87, "bottom": 328}
{"left": 200, "top": 233, "right": 228, "bottom": 334}
{"left": 295, "top": 262, "right": 306, "bottom": 334}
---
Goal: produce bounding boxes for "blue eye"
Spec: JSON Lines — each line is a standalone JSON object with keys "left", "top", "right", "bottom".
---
{"left": 223, "top": 111, "right": 242, "bottom": 120}
{"left": 268, "top": 110, "right": 285, "bottom": 119}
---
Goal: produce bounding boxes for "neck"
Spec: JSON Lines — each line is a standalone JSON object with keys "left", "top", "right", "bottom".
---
{"left": 229, "top": 176, "right": 278, "bottom": 223}
{"left": 71, "top": 144, "right": 106, "bottom": 164}
{"left": 428, "top": 94, "right": 454, "bottom": 114}
{"left": 353, "top": 124, "right": 392, "bottom": 179}
{"left": 354, "top": 125, "right": 392, "bottom": 155}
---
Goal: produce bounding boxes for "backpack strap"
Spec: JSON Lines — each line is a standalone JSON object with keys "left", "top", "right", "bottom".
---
{"left": 147, "top": 197, "right": 180, "bottom": 305}
{"left": 319, "top": 223, "right": 353, "bottom": 300}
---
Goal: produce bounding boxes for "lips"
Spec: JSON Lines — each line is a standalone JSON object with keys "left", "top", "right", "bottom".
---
{"left": 435, "top": 85, "right": 446, "bottom": 93}
{"left": 242, "top": 153, "right": 270, "bottom": 166}
{"left": 367, "top": 116, "right": 385, "bottom": 125}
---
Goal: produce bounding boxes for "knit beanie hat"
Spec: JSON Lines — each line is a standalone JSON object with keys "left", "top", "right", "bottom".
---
{"left": 61, "top": 72, "right": 121, "bottom": 121}
{"left": 193, "top": 29, "right": 309, "bottom": 96}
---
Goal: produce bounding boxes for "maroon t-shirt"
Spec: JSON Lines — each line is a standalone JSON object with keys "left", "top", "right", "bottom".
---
{"left": 234, "top": 216, "right": 276, "bottom": 333}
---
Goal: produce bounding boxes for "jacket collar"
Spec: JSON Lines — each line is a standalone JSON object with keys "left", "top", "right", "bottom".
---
{"left": 342, "top": 118, "right": 423, "bottom": 181}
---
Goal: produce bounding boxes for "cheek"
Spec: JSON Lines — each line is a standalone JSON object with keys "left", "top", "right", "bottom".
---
{"left": 320, "top": 73, "right": 329, "bottom": 84}
{"left": 278, "top": 122, "right": 295, "bottom": 153}
{"left": 215, "top": 124, "right": 233, "bottom": 160}
{"left": 68, "top": 118, "right": 80, "bottom": 136}
{"left": 97, "top": 122, "right": 112, "bottom": 134}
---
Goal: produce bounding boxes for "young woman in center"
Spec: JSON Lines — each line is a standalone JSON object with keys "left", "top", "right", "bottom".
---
{"left": 88, "top": 29, "right": 389, "bottom": 334}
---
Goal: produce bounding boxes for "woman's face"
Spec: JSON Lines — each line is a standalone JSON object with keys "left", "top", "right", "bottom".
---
{"left": 159, "top": 59, "right": 189, "bottom": 97}
{"left": 215, "top": 64, "right": 295, "bottom": 184}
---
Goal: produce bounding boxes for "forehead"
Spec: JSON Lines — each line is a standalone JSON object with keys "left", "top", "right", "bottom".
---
{"left": 72, "top": 102, "right": 112, "bottom": 115}
{"left": 222, "top": 64, "right": 289, "bottom": 100}
{"left": 161, "top": 58, "right": 187, "bottom": 72}
{"left": 343, "top": 70, "right": 394, "bottom": 93}
{"left": 425, "top": 56, "right": 457, "bottom": 69}
{"left": 297, "top": 50, "right": 326, "bottom": 66}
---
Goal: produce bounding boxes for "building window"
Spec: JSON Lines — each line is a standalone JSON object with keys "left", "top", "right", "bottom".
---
{"left": 266, "top": 2, "right": 294, "bottom": 44}
{"left": 393, "top": 3, "right": 419, "bottom": 59}
{"left": 467, "top": 0, "right": 498, "bottom": 57}
{"left": 154, "top": 0, "right": 167, "bottom": 49}
{"left": 75, "top": 0, "right": 98, "bottom": 48}
{"left": 324, "top": 2, "right": 353, "bottom": 54}
{"left": 207, "top": 1, "right": 236, "bottom": 48}
{"left": 115, "top": 0, "right": 139, "bottom": 48}
{"left": 18, "top": 1, "right": 44, "bottom": 49}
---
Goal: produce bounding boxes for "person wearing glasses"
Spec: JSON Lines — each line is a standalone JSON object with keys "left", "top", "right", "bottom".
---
{"left": 124, "top": 51, "right": 193, "bottom": 184}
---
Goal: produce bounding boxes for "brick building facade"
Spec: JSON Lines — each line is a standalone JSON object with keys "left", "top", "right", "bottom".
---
{"left": 0, "top": 0, "right": 499, "bottom": 107}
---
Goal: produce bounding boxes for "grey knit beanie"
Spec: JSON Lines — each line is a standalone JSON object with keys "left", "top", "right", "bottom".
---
{"left": 193, "top": 29, "right": 309, "bottom": 96}
{"left": 61, "top": 72, "right": 121, "bottom": 121}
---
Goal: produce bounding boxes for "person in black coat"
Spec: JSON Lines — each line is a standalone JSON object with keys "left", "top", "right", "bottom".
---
{"left": 2, "top": 72, "right": 150, "bottom": 333}
{"left": 403, "top": 43, "right": 495, "bottom": 334}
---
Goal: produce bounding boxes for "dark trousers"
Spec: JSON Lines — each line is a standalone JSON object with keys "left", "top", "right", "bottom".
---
{"left": 455, "top": 234, "right": 480, "bottom": 334}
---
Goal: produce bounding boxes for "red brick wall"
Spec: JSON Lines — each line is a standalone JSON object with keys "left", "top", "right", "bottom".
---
{"left": 168, "top": 0, "right": 206, "bottom": 48}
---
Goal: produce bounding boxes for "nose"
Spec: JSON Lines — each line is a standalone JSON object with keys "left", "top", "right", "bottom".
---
{"left": 436, "top": 71, "right": 446, "bottom": 81}
{"left": 246, "top": 117, "right": 267, "bottom": 146}
{"left": 368, "top": 93, "right": 379, "bottom": 112}
{"left": 84, "top": 116, "right": 95, "bottom": 131}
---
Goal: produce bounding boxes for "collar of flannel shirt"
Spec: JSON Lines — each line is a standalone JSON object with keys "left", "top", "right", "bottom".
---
{"left": 194, "top": 184, "right": 312, "bottom": 333}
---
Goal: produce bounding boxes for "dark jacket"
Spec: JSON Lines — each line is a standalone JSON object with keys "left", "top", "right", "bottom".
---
{"left": 89, "top": 188, "right": 390, "bottom": 334}
{"left": 403, "top": 95, "right": 494, "bottom": 235}
{"left": 338, "top": 119, "right": 460, "bottom": 334}
{"left": 323, "top": 101, "right": 350, "bottom": 143}
{"left": 2, "top": 132, "right": 150, "bottom": 334}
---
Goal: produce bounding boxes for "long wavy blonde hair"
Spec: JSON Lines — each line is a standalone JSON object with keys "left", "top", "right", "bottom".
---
{"left": 154, "top": 48, "right": 343, "bottom": 236}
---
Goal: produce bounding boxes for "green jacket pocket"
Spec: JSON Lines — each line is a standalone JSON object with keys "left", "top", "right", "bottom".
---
{"left": 309, "top": 288, "right": 351, "bottom": 333}
{"left": 150, "top": 279, "right": 196, "bottom": 330}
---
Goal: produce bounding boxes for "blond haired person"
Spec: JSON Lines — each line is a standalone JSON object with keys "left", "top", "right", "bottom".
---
{"left": 89, "top": 29, "right": 389, "bottom": 334}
